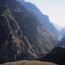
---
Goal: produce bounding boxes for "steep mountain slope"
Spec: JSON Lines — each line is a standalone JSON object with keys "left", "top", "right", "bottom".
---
{"left": 7, "top": 0, "right": 58, "bottom": 53}
{"left": 0, "top": 0, "right": 59, "bottom": 64}
{"left": 13, "top": 11, "right": 58, "bottom": 50}
{"left": 36, "top": 37, "right": 65, "bottom": 65}
{"left": 7, "top": 0, "right": 36, "bottom": 17}
{"left": 18, "top": 0, "right": 58, "bottom": 37}
{"left": 0, "top": 5, "right": 58, "bottom": 63}
{"left": 0, "top": 6, "right": 39, "bottom": 63}
{"left": 37, "top": 47, "right": 65, "bottom": 65}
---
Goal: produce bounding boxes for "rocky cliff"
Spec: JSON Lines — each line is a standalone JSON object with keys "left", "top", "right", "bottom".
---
{"left": 37, "top": 47, "right": 65, "bottom": 65}
{"left": 0, "top": 6, "right": 37, "bottom": 63}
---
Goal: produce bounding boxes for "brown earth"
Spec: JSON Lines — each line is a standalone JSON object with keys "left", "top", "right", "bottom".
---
{"left": 0, "top": 60, "right": 57, "bottom": 65}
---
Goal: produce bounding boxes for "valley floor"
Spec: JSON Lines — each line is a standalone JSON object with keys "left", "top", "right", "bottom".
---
{"left": 0, "top": 60, "right": 57, "bottom": 65}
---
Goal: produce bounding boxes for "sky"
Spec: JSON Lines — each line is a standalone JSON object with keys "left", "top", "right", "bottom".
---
{"left": 24, "top": 0, "right": 65, "bottom": 28}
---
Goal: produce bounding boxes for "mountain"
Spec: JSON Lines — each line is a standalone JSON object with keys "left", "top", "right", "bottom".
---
{"left": 0, "top": 0, "right": 58, "bottom": 64}
{"left": 52, "top": 23, "right": 65, "bottom": 40}
{"left": 57, "top": 37, "right": 65, "bottom": 47}
{"left": 59, "top": 27, "right": 65, "bottom": 38}
{"left": 18, "top": 0, "right": 58, "bottom": 37}
{"left": 37, "top": 37, "right": 65, "bottom": 65}
{"left": 37, "top": 47, "right": 65, "bottom": 65}
{"left": 52, "top": 23, "right": 64, "bottom": 31}
{"left": 0, "top": 6, "right": 33, "bottom": 63}
{"left": 13, "top": 11, "right": 58, "bottom": 54}
{"left": 7, "top": 0, "right": 58, "bottom": 51}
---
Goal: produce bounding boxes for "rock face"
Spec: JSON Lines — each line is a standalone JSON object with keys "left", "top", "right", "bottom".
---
{"left": 0, "top": 0, "right": 58, "bottom": 64}
{"left": 0, "top": 6, "right": 36, "bottom": 63}
{"left": 37, "top": 47, "right": 65, "bottom": 65}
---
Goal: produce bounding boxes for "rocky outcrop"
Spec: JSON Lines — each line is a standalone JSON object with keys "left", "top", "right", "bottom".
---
{"left": 37, "top": 47, "right": 65, "bottom": 65}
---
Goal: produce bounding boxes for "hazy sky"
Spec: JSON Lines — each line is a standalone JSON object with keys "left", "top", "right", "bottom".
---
{"left": 24, "top": 0, "right": 65, "bottom": 27}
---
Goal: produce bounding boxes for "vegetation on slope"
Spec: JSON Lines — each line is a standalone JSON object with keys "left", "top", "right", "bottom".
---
{"left": 0, "top": 60, "right": 57, "bottom": 65}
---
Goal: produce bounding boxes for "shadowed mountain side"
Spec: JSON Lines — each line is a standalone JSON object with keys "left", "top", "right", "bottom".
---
{"left": 7, "top": 0, "right": 37, "bottom": 18}
{"left": 37, "top": 47, "right": 65, "bottom": 65}
{"left": 0, "top": 5, "right": 58, "bottom": 64}
{"left": 0, "top": 6, "right": 39, "bottom": 63}
{"left": 0, "top": 0, "right": 59, "bottom": 64}
{"left": 13, "top": 11, "right": 58, "bottom": 53}
{"left": 6, "top": 0, "right": 59, "bottom": 47}
{"left": 6, "top": 0, "right": 58, "bottom": 37}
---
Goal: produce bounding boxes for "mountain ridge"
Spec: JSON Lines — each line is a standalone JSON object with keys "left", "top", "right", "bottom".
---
{"left": 18, "top": 0, "right": 58, "bottom": 37}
